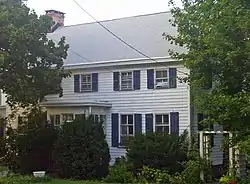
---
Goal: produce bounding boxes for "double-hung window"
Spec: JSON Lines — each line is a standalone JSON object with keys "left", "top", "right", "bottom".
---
{"left": 62, "top": 113, "right": 74, "bottom": 123}
{"left": 50, "top": 114, "right": 61, "bottom": 126}
{"left": 121, "top": 72, "right": 133, "bottom": 90}
{"left": 155, "top": 114, "right": 170, "bottom": 133}
{"left": 81, "top": 74, "right": 92, "bottom": 92}
{"left": 120, "top": 114, "right": 134, "bottom": 145}
{"left": 155, "top": 69, "right": 168, "bottom": 88}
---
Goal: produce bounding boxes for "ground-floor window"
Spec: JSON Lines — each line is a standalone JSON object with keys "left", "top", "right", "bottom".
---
{"left": 120, "top": 114, "right": 134, "bottom": 145}
{"left": 50, "top": 114, "right": 60, "bottom": 126}
{"left": 49, "top": 113, "right": 107, "bottom": 135}
{"left": 155, "top": 114, "right": 170, "bottom": 133}
{"left": 62, "top": 113, "right": 74, "bottom": 123}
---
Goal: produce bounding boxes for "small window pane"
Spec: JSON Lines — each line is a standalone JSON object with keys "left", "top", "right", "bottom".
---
{"left": 163, "top": 126, "right": 169, "bottom": 133}
{"left": 155, "top": 115, "right": 162, "bottom": 124}
{"left": 121, "top": 126, "right": 127, "bottom": 134}
{"left": 155, "top": 126, "right": 163, "bottom": 133}
{"left": 121, "top": 72, "right": 133, "bottom": 90}
{"left": 163, "top": 115, "right": 169, "bottom": 124}
{"left": 162, "top": 70, "right": 168, "bottom": 77}
{"left": 121, "top": 115, "right": 127, "bottom": 125}
{"left": 128, "top": 115, "right": 133, "bottom": 125}
{"left": 128, "top": 126, "right": 133, "bottom": 135}
{"left": 55, "top": 115, "right": 60, "bottom": 125}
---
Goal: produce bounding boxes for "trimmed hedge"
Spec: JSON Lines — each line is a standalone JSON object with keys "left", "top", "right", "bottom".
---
{"left": 53, "top": 116, "right": 110, "bottom": 180}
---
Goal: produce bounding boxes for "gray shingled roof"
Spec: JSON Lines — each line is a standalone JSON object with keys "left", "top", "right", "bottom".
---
{"left": 48, "top": 11, "right": 186, "bottom": 65}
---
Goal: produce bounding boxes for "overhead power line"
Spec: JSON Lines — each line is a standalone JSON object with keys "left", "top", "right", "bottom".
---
{"left": 71, "top": 0, "right": 187, "bottom": 76}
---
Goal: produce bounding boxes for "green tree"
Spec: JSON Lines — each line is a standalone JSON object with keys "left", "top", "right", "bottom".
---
{"left": 166, "top": 0, "right": 250, "bottom": 140}
{"left": 0, "top": 0, "right": 69, "bottom": 107}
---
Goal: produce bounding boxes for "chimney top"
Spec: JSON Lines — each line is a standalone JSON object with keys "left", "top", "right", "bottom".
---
{"left": 45, "top": 10, "right": 65, "bottom": 15}
{"left": 45, "top": 9, "right": 65, "bottom": 32}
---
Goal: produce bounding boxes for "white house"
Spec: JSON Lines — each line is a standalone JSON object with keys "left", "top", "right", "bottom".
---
{"left": 43, "top": 9, "right": 225, "bottom": 169}
{"left": 0, "top": 10, "right": 225, "bottom": 175}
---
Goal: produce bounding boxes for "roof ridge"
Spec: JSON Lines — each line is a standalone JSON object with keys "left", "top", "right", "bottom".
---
{"left": 63, "top": 11, "right": 171, "bottom": 28}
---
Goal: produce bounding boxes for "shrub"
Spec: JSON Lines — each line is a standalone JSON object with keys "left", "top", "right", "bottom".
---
{"left": 137, "top": 166, "right": 171, "bottom": 183}
{"left": 0, "top": 176, "right": 51, "bottom": 184}
{"left": 103, "top": 157, "right": 136, "bottom": 183}
{"left": 126, "top": 131, "right": 189, "bottom": 174}
{"left": 53, "top": 115, "right": 110, "bottom": 180}
{"left": 3, "top": 108, "right": 57, "bottom": 174}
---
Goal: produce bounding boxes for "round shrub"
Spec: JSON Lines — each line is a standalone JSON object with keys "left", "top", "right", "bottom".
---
{"left": 103, "top": 157, "right": 136, "bottom": 183}
{"left": 126, "top": 131, "right": 189, "bottom": 174}
{"left": 53, "top": 116, "right": 110, "bottom": 180}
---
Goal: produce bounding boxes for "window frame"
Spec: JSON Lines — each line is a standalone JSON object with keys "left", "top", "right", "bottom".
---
{"left": 155, "top": 68, "right": 169, "bottom": 89}
{"left": 62, "top": 113, "right": 74, "bottom": 123}
{"left": 50, "top": 114, "right": 61, "bottom": 126}
{"left": 154, "top": 114, "right": 170, "bottom": 134}
{"left": 119, "top": 114, "right": 135, "bottom": 146}
{"left": 120, "top": 71, "right": 133, "bottom": 91}
{"left": 81, "top": 74, "right": 92, "bottom": 92}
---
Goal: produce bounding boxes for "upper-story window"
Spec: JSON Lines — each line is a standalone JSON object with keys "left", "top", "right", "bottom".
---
{"left": 147, "top": 68, "right": 177, "bottom": 89}
{"left": 74, "top": 73, "right": 98, "bottom": 93}
{"left": 81, "top": 74, "right": 92, "bottom": 91}
{"left": 121, "top": 72, "right": 133, "bottom": 90}
{"left": 155, "top": 69, "right": 169, "bottom": 88}
{"left": 113, "top": 70, "right": 140, "bottom": 91}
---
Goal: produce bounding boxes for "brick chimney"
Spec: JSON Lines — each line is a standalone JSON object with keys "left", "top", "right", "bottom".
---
{"left": 45, "top": 10, "right": 65, "bottom": 32}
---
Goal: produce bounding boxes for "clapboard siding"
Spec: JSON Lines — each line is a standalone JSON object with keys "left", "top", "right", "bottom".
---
{"left": 45, "top": 63, "right": 190, "bottom": 163}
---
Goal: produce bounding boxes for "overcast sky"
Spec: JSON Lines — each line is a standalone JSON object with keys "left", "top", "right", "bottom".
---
{"left": 26, "top": 0, "right": 182, "bottom": 26}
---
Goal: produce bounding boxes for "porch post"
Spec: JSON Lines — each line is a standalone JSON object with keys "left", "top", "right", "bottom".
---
{"left": 199, "top": 131, "right": 204, "bottom": 181}
{"left": 88, "top": 106, "right": 92, "bottom": 115}
{"left": 229, "top": 132, "right": 234, "bottom": 174}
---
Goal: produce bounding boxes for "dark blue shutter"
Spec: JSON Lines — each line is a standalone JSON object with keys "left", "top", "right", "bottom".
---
{"left": 146, "top": 114, "right": 153, "bottom": 133}
{"left": 113, "top": 72, "right": 120, "bottom": 91}
{"left": 169, "top": 68, "right": 177, "bottom": 88}
{"left": 170, "top": 112, "right": 179, "bottom": 135}
{"left": 92, "top": 73, "right": 98, "bottom": 92}
{"left": 0, "top": 118, "right": 5, "bottom": 137}
{"left": 135, "top": 114, "right": 142, "bottom": 134}
{"left": 74, "top": 74, "right": 80, "bottom": 92}
{"left": 111, "top": 113, "right": 119, "bottom": 147}
{"left": 133, "top": 70, "right": 140, "bottom": 90}
{"left": 147, "top": 69, "right": 154, "bottom": 89}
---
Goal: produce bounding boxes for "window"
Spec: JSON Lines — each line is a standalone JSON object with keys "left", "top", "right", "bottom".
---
{"left": 62, "top": 114, "right": 74, "bottom": 123}
{"left": 100, "top": 115, "right": 107, "bottom": 134}
{"left": 155, "top": 69, "right": 168, "bottom": 88}
{"left": 81, "top": 74, "right": 92, "bottom": 91}
{"left": 120, "top": 114, "right": 134, "bottom": 145}
{"left": 155, "top": 114, "right": 170, "bottom": 133}
{"left": 121, "top": 72, "right": 133, "bottom": 90}
{"left": 50, "top": 115, "right": 60, "bottom": 126}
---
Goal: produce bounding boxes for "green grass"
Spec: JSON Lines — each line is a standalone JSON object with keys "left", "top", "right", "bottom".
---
{"left": 47, "top": 180, "right": 100, "bottom": 184}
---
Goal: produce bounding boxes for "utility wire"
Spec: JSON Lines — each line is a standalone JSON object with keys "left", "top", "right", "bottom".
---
{"left": 71, "top": 0, "right": 188, "bottom": 76}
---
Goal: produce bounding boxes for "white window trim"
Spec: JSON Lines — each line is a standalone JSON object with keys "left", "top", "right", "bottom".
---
{"left": 62, "top": 113, "right": 74, "bottom": 123}
{"left": 154, "top": 68, "right": 169, "bottom": 89}
{"left": 120, "top": 71, "right": 134, "bottom": 91}
{"left": 49, "top": 114, "right": 61, "bottom": 126}
{"left": 153, "top": 113, "right": 170, "bottom": 133}
{"left": 119, "top": 114, "right": 135, "bottom": 145}
{"left": 80, "top": 74, "right": 92, "bottom": 92}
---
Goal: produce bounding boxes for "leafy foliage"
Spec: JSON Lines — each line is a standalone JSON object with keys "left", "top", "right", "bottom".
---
{"left": 53, "top": 116, "right": 110, "bottom": 180}
{"left": 0, "top": 175, "right": 52, "bottom": 184}
{"left": 103, "top": 157, "right": 136, "bottom": 183}
{"left": 0, "top": 0, "right": 69, "bottom": 107}
{"left": 3, "top": 107, "right": 57, "bottom": 174}
{"left": 166, "top": 0, "right": 250, "bottom": 139}
{"left": 126, "top": 131, "right": 189, "bottom": 174}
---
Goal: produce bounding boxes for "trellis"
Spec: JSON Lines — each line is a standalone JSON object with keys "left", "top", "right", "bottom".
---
{"left": 199, "top": 131, "right": 247, "bottom": 181}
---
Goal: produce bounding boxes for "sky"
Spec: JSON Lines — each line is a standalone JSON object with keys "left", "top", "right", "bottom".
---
{"left": 26, "top": 0, "right": 182, "bottom": 26}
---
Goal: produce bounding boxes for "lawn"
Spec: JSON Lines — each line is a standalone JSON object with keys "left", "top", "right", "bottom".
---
{"left": 47, "top": 180, "right": 100, "bottom": 184}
